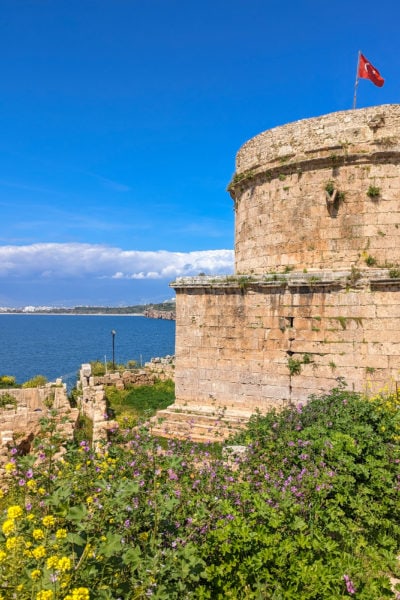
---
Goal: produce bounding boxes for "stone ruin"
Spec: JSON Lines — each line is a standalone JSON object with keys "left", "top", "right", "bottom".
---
{"left": 152, "top": 104, "right": 400, "bottom": 441}
{"left": 0, "top": 381, "right": 78, "bottom": 466}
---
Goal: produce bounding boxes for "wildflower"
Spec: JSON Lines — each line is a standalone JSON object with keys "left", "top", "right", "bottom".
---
{"left": 32, "top": 545, "right": 46, "bottom": 559}
{"left": 2, "top": 519, "right": 15, "bottom": 536}
{"left": 343, "top": 574, "right": 356, "bottom": 595}
{"left": 31, "top": 569, "right": 41, "bottom": 580}
{"left": 36, "top": 591, "right": 54, "bottom": 600}
{"left": 0, "top": 550, "right": 6, "bottom": 562}
{"left": 55, "top": 528, "right": 67, "bottom": 539}
{"left": 5, "top": 462, "right": 15, "bottom": 473}
{"left": 27, "top": 479, "right": 37, "bottom": 490}
{"left": 64, "top": 587, "right": 90, "bottom": 600}
{"left": 42, "top": 515, "right": 56, "bottom": 528}
{"left": 57, "top": 556, "right": 72, "bottom": 571}
{"left": 7, "top": 505, "right": 23, "bottom": 519}
{"left": 33, "top": 528, "right": 45, "bottom": 540}
{"left": 46, "top": 556, "right": 59, "bottom": 569}
{"left": 6, "top": 536, "right": 21, "bottom": 550}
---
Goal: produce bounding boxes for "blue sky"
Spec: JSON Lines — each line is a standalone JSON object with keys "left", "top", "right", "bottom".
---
{"left": 0, "top": 0, "right": 397, "bottom": 306}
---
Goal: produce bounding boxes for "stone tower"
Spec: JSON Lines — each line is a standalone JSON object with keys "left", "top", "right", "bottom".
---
{"left": 155, "top": 105, "right": 400, "bottom": 441}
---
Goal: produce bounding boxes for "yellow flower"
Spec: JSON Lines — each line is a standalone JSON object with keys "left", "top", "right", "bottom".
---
{"left": 27, "top": 479, "right": 37, "bottom": 489}
{"left": 46, "top": 556, "right": 59, "bottom": 569}
{"left": 42, "top": 515, "right": 56, "bottom": 528}
{"left": 5, "top": 462, "right": 15, "bottom": 473}
{"left": 31, "top": 568, "right": 41, "bottom": 580}
{"left": 86, "top": 496, "right": 93, "bottom": 504}
{"left": 6, "top": 536, "right": 20, "bottom": 550}
{"left": 0, "top": 550, "right": 7, "bottom": 562}
{"left": 2, "top": 519, "right": 15, "bottom": 536}
{"left": 38, "top": 487, "right": 46, "bottom": 496}
{"left": 36, "top": 591, "right": 54, "bottom": 600}
{"left": 32, "top": 545, "right": 46, "bottom": 560}
{"left": 64, "top": 588, "right": 90, "bottom": 600}
{"left": 33, "top": 528, "right": 45, "bottom": 540}
{"left": 7, "top": 505, "right": 23, "bottom": 519}
{"left": 27, "top": 514, "right": 35, "bottom": 521}
{"left": 57, "top": 556, "right": 72, "bottom": 571}
{"left": 0, "top": 489, "right": 4, "bottom": 498}
{"left": 56, "top": 528, "right": 67, "bottom": 539}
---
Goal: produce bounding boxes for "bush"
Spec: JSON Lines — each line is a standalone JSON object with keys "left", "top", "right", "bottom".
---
{"left": 0, "top": 375, "right": 17, "bottom": 389}
{"left": 0, "top": 385, "right": 399, "bottom": 598}
{"left": 21, "top": 375, "right": 48, "bottom": 388}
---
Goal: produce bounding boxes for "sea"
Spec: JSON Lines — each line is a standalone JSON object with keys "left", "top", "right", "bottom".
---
{"left": 0, "top": 314, "right": 175, "bottom": 389}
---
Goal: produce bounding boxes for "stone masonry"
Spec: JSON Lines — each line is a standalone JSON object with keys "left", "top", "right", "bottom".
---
{"left": 0, "top": 382, "right": 78, "bottom": 466}
{"left": 153, "top": 104, "right": 400, "bottom": 442}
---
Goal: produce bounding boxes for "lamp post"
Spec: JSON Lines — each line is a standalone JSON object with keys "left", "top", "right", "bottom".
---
{"left": 111, "top": 330, "right": 116, "bottom": 371}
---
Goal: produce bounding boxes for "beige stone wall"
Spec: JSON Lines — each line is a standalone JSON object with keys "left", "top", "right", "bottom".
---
{"left": 165, "top": 105, "right": 400, "bottom": 431}
{"left": 173, "top": 275, "right": 400, "bottom": 410}
{"left": 230, "top": 105, "right": 400, "bottom": 274}
{"left": 0, "top": 384, "right": 78, "bottom": 461}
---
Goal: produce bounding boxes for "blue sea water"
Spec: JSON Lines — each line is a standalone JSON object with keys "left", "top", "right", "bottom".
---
{"left": 0, "top": 315, "right": 175, "bottom": 388}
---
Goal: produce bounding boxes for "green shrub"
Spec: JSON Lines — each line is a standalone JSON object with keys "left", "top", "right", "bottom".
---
{"left": 0, "top": 392, "right": 17, "bottom": 408}
{"left": 21, "top": 374, "right": 47, "bottom": 388}
{"left": 0, "top": 375, "right": 17, "bottom": 388}
{"left": 0, "top": 385, "right": 399, "bottom": 598}
{"left": 367, "top": 185, "right": 381, "bottom": 198}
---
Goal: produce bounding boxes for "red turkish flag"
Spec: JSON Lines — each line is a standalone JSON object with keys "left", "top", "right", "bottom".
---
{"left": 358, "top": 53, "right": 384, "bottom": 87}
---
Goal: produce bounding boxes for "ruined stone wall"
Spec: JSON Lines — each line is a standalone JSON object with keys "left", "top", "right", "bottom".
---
{"left": 231, "top": 105, "right": 400, "bottom": 273}
{"left": 0, "top": 384, "right": 78, "bottom": 460}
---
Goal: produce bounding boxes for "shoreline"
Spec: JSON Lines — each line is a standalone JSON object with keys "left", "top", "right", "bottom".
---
{"left": 0, "top": 312, "right": 146, "bottom": 317}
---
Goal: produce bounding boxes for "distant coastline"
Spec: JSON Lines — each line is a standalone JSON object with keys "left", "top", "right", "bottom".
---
{"left": 0, "top": 301, "right": 176, "bottom": 319}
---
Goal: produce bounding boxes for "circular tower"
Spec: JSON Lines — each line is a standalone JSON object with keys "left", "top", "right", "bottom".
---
{"left": 229, "top": 105, "right": 400, "bottom": 274}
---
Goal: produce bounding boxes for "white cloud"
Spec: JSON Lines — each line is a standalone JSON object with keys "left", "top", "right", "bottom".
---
{"left": 0, "top": 243, "right": 234, "bottom": 280}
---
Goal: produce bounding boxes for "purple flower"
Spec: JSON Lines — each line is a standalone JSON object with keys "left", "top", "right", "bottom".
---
{"left": 18, "top": 479, "right": 26, "bottom": 486}
{"left": 343, "top": 574, "right": 356, "bottom": 594}
{"left": 10, "top": 448, "right": 18, "bottom": 455}
{"left": 124, "top": 519, "right": 131, "bottom": 528}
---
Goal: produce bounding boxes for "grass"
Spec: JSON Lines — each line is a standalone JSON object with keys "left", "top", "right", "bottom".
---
{"left": 105, "top": 379, "right": 175, "bottom": 422}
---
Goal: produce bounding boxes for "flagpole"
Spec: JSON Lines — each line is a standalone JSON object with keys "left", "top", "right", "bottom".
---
{"left": 353, "top": 50, "right": 361, "bottom": 109}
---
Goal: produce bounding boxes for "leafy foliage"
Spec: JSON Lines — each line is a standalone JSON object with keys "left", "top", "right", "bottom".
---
{"left": 21, "top": 375, "right": 48, "bottom": 388}
{"left": 0, "top": 376, "right": 18, "bottom": 389}
{"left": 105, "top": 379, "right": 175, "bottom": 423}
{"left": 0, "top": 386, "right": 399, "bottom": 598}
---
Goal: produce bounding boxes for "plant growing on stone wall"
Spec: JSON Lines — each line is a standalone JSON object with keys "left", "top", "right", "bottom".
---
{"left": 21, "top": 375, "right": 48, "bottom": 388}
{"left": 0, "top": 392, "right": 17, "bottom": 409}
{"left": 347, "top": 266, "right": 362, "bottom": 287}
{"left": 0, "top": 375, "right": 18, "bottom": 389}
{"left": 367, "top": 185, "right": 381, "bottom": 198}
{"left": 365, "top": 254, "right": 377, "bottom": 267}
{"left": 287, "top": 357, "right": 302, "bottom": 376}
{"left": 325, "top": 180, "right": 335, "bottom": 195}
{"left": 389, "top": 268, "right": 400, "bottom": 279}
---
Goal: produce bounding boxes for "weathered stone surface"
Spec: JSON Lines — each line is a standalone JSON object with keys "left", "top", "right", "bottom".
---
{"left": 159, "top": 105, "right": 400, "bottom": 441}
